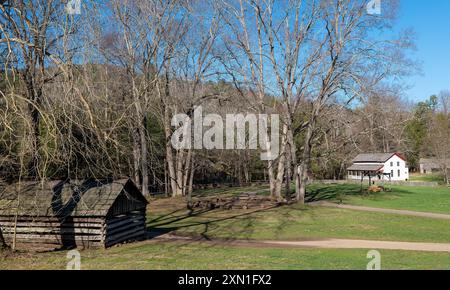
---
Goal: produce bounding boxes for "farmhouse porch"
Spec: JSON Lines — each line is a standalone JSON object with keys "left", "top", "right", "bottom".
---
{"left": 347, "top": 164, "right": 392, "bottom": 186}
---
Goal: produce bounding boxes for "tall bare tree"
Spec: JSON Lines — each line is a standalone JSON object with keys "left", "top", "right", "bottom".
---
{"left": 427, "top": 92, "right": 450, "bottom": 185}
{"left": 0, "top": 0, "right": 74, "bottom": 179}
{"left": 221, "top": 0, "right": 411, "bottom": 203}
{"left": 158, "top": 1, "right": 222, "bottom": 198}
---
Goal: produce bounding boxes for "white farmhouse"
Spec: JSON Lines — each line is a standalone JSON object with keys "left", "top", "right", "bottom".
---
{"left": 347, "top": 153, "right": 409, "bottom": 182}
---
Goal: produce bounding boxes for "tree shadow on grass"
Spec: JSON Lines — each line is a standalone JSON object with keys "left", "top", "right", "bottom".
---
{"left": 146, "top": 205, "right": 282, "bottom": 241}
{"left": 144, "top": 184, "right": 428, "bottom": 252}
{"left": 143, "top": 203, "right": 328, "bottom": 263}
{"left": 305, "top": 183, "right": 418, "bottom": 203}
{"left": 305, "top": 184, "right": 361, "bottom": 203}
{"left": 147, "top": 208, "right": 192, "bottom": 225}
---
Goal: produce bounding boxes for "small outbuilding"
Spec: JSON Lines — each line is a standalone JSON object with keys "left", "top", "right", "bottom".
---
{"left": 419, "top": 158, "right": 450, "bottom": 174}
{"left": 0, "top": 178, "right": 148, "bottom": 249}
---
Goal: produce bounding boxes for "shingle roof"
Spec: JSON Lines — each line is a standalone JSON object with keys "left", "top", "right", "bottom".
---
{"left": 420, "top": 158, "right": 450, "bottom": 167}
{"left": 347, "top": 164, "right": 384, "bottom": 172}
{"left": 352, "top": 153, "right": 398, "bottom": 163}
{"left": 0, "top": 179, "right": 147, "bottom": 217}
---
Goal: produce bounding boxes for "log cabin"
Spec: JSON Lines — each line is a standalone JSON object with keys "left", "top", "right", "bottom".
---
{"left": 0, "top": 178, "right": 148, "bottom": 249}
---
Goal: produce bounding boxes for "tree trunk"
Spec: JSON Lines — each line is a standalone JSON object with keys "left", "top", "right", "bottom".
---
{"left": 296, "top": 124, "right": 314, "bottom": 204}
{"left": 130, "top": 73, "right": 150, "bottom": 196}
{"left": 297, "top": 162, "right": 308, "bottom": 204}
{"left": 287, "top": 126, "right": 299, "bottom": 199}
{"left": 243, "top": 151, "right": 250, "bottom": 183}
{"left": 175, "top": 149, "right": 185, "bottom": 196}
{"left": 272, "top": 123, "right": 288, "bottom": 200}
{"left": 140, "top": 121, "right": 149, "bottom": 196}
{"left": 267, "top": 159, "right": 275, "bottom": 196}
{"left": 132, "top": 127, "right": 141, "bottom": 185}
{"left": 182, "top": 149, "right": 193, "bottom": 196}
{"left": 165, "top": 117, "right": 178, "bottom": 196}
{"left": 161, "top": 70, "right": 179, "bottom": 197}
{"left": 24, "top": 74, "right": 42, "bottom": 179}
{"left": 443, "top": 165, "right": 449, "bottom": 186}
{"left": 0, "top": 227, "right": 7, "bottom": 249}
{"left": 187, "top": 159, "right": 195, "bottom": 200}
{"left": 285, "top": 142, "right": 292, "bottom": 201}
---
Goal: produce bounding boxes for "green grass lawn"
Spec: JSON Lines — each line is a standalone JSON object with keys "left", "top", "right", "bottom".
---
{"left": 409, "top": 173, "right": 445, "bottom": 184}
{"left": 308, "top": 183, "right": 450, "bottom": 214}
{"left": 148, "top": 200, "right": 450, "bottom": 243}
{"left": 2, "top": 183, "right": 450, "bottom": 270}
{"left": 2, "top": 241, "right": 450, "bottom": 270}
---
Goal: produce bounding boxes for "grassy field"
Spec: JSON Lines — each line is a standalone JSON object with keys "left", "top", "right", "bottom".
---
{"left": 409, "top": 173, "right": 445, "bottom": 184}
{"left": 1, "top": 183, "right": 450, "bottom": 270}
{"left": 2, "top": 241, "right": 450, "bottom": 270}
{"left": 191, "top": 185, "right": 271, "bottom": 197}
{"left": 308, "top": 183, "right": 450, "bottom": 214}
{"left": 148, "top": 197, "right": 450, "bottom": 243}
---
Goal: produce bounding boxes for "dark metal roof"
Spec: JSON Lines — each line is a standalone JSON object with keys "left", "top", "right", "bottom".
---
{"left": 0, "top": 179, "right": 148, "bottom": 218}
{"left": 347, "top": 164, "right": 384, "bottom": 172}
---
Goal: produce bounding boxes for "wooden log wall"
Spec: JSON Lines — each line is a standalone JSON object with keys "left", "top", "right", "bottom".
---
{"left": 105, "top": 209, "right": 146, "bottom": 248}
{"left": 0, "top": 210, "right": 147, "bottom": 249}
{"left": 0, "top": 216, "right": 105, "bottom": 248}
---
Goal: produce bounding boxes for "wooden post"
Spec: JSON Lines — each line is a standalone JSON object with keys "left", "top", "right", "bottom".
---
{"left": 0, "top": 226, "right": 8, "bottom": 249}
{"left": 164, "top": 161, "right": 168, "bottom": 197}
{"left": 12, "top": 194, "right": 20, "bottom": 251}
{"left": 360, "top": 171, "right": 364, "bottom": 193}
{"left": 101, "top": 220, "right": 107, "bottom": 249}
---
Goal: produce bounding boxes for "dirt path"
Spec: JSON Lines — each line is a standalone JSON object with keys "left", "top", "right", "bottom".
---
{"left": 310, "top": 201, "right": 450, "bottom": 220}
{"left": 151, "top": 233, "right": 450, "bottom": 253}
{"left": 260, "top": 239, "right": 450, "bottom": 252}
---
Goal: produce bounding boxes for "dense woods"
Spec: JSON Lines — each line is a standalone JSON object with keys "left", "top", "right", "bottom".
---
{"left": 0, "top": 0, "right": 449, "bottom": 221}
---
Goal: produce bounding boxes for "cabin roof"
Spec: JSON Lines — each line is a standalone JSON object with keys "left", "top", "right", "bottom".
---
{"left": 0, "top": 179, "right": 148, "bottom": 218}
{"left": 352, "top": 153, "right": 405, "bottom": 163}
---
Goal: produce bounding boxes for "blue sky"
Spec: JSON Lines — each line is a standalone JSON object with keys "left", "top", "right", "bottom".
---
{"left": 395, "top": 0, "right": 450, "bottom": 101}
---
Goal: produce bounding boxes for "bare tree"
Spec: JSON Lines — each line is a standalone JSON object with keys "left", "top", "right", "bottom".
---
{"left": 220, "top": 0, "right": 410, "bottom": 203}
{"left": 157, "top": 1, "right": 222, "bottom": 198}
{"left": 0, "top": 0, "right": 419, "bottom": 241}
{"left": 0, "top": 0, "right": 75, "bottom": 179}
{"left": 0, "top": 0, "right": 83, "bottom": 248}
{"left": 439, "top": 91, "right": 450, "bottom": 116}
{"left": 104, "top": 0, "right": 158, "bottom": 195}
{"left": 427, "top": 92, "right": 450, "bottom": 185}
{"left": 219, "top": 0, "right": 317, "bottom": 200}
